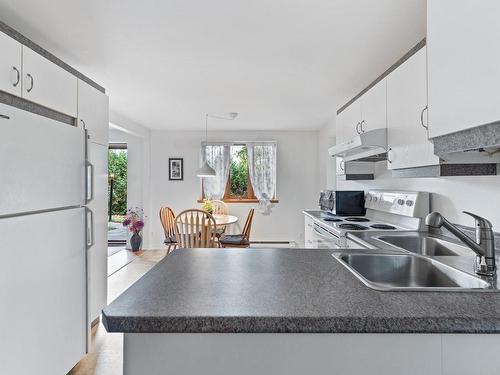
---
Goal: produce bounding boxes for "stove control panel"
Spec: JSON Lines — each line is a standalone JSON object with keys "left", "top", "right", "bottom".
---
{"left": 365, "top": 191, "right": 429, "bottom": 218}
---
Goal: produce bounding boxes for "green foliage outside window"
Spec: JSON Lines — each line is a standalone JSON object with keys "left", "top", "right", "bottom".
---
{"left": 229, "top": 145, "right": 249, "bottom": 197}
{"left": 108, "top": 150, "right": 127, "bottom": 216}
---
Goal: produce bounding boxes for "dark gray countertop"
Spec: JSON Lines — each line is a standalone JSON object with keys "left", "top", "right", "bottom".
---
{"left": 102, "top": 248, "right": 500, "bottom": 334}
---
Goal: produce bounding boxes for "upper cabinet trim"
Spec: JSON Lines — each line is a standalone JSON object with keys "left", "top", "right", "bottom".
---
{"left": 337, "top": 38, "right": 426, "bottom": 115}
{"left": 0, "top": 20, "right": 105, "bottom": 94}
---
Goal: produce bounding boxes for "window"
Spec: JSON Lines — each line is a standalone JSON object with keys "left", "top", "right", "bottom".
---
{"left": 200, "top": 142, "right": 278, "bottom": 203}
{"left": 226, "top": 145, "right": 251, "bottom": 199}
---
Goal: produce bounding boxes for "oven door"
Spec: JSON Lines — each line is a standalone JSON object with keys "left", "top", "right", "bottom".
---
{"left": 310, "top": 223, "right": 340, "bottom": 249}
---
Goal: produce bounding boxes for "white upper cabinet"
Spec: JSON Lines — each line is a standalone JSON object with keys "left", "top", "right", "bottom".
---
{"left": 336, "top": 100, "right": 361, "bottom": 144}
{"left": 78, "top": 80, "right": 109, "bottom": 146}
{"left": 360, "top": 79, "right": 387, "bottom": 133}
{"left": 387, "top": 48, "right": 439, "bottom": 170}
{"left": 22, "top": 47, "right": 78, "bottom": 117}
{"left": 336, "top": 79, "right": 386, "bottom": 145}
{"left": 0, "top": 32, "right": 22, "bottom": 97}
{"left": 427, "top": 0, "right": 500, "bottom": 138}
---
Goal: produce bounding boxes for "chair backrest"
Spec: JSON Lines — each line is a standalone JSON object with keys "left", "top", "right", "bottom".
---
{"left": 242, "top": 209, "right": 255, "bottom": 241}
{"left": 159, "top": 207, "right": 176, "bottom": 242}
{"left": 211, "top": 200, "right": 229, "bottom": 215}
{"left": 175, "top": 209, "right": 217, "bottom": 248}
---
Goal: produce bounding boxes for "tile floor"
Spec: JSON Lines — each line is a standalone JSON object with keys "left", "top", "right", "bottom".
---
{"left": 68, "top": 250, "right": 168, "bottom": 375}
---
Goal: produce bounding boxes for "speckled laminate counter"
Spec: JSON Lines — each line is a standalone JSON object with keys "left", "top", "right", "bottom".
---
{"left": 102, "top": 248, "right": 500, "bottom": 334}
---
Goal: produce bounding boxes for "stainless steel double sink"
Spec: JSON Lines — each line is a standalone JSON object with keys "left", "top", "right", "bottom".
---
{"left": 334, "top": 233, "right": 496, "bottom": 292}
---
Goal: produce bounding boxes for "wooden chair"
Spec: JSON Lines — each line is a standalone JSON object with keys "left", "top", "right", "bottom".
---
{"left": 211, "top": 200, "right": 229, "bottom": 238}
{"left": 211, "top": 200, "right": 229, "bottom": 215}
{"left": 174, "top": 209, "right": 218, "bottom": 248}
{"left": 219, "top": 209, "right": 254, "bottom": 248}
{"left": 159, "top": 207, "right": 177, "bottom": 254}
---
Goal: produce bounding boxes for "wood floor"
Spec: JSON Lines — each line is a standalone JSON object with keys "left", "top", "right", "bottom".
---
{"left": 68, "top": 250, "right": 168, "bottom": 375}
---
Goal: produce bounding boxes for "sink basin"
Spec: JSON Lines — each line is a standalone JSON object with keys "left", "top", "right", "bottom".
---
{"left": 335, "top": 253, "right": 491, "bottom": 291}
{"left": 375, "top": 235, "right": 474, "bottom": 256}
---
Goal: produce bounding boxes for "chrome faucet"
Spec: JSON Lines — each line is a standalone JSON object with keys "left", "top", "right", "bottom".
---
{"left": 425, "top": 211, "right": 496, "bottom": 276}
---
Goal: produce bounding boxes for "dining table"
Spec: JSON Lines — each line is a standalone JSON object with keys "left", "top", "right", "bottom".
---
{"left": 211, "top": 214, "right": 239, "bottom": 227}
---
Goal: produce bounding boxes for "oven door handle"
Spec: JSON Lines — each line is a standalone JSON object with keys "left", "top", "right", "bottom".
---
{"left": 313, "top": 224, "right": 337, "bottom": 240}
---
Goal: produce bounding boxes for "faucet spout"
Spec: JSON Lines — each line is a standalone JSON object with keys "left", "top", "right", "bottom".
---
{"left": 425, "top": 211, "right": 496, "bottom": 277}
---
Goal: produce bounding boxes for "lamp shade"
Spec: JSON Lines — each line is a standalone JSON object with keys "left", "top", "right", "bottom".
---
{"left": 196, "top": 161, "right": 216, "bottom": 177}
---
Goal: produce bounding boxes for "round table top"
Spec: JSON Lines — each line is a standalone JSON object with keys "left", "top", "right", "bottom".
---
{"left": 212, "top": 214, "right": 239, "bottom": 226}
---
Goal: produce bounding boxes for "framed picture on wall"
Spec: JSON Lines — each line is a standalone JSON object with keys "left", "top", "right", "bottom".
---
{"left": 169, "top": 158, "right": 184, "bottom": 181}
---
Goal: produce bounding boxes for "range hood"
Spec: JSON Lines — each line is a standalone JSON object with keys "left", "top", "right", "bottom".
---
{"left": 328, "top": 128, "right": 387, "bottom": 162}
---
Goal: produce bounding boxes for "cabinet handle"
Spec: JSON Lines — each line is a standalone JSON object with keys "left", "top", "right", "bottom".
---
{"left": 420, "top": 106, "right": 428, "bottom": 130}
{"left": 360, "top": 120, "right": 366, "bottom": 132}
{"left": 26, "top": 73, "right": 34, "bottom": 93}
{"left": 0, "top": 114, "right": 10, "bottom": 120}
{"left": 356, "top": 122, "right": 361, "bottom": 134}
{"left": 340, "top": 160, "right": 345, "bottom": 171}
{"left": 12, "top": 67, "right": 20, "bottom": 87}
{"left": 387, "top": 148, "right": 393, "bottom": 164}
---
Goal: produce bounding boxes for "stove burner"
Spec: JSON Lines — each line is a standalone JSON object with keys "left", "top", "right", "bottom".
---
{"left": 370, "top": 224, "right": 397, "bottom": 230}
{"left": 324, "top": 218, "right": 343, "bottom": 222}
{"left": 344, "top": 217, "right": 370, "bottom": 222}
{"left": 338, "top": 223, "right": 369, "bottom": 230}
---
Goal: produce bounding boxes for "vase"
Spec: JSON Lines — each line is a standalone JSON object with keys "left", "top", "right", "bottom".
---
{"left": 130, "top": 232, "right": 142, "bottom": 252}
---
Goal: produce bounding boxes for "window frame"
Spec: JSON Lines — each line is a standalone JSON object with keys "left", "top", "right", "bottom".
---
{"left": 199, "top": 142, "right": 278, "bottom": 204}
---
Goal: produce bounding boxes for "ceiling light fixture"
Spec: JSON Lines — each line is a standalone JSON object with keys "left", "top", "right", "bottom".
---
{"left": 196, "top": 112, "right": 239, "bottom": 178}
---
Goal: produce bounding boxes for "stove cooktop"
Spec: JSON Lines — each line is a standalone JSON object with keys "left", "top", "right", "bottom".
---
{"left": 370, "top": 224, "right": 397, "bottom": 230}
{"left": 344, "top": 217, "right": 370, "bottom": 222}
{"left": 338, "top": 223, "right": 369, "bottom": 230}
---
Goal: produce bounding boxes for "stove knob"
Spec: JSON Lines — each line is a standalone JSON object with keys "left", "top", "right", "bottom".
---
{"left": 406, "top": 200, "right": 414, "bottom": 207}
{"left": 397, "top": 199, "right": 405, "bottom": 206}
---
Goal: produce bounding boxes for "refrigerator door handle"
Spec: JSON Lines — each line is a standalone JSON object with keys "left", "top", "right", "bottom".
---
{"left": 86, "top": 207, "right": 94, "bottom": 248}
{"left": 86, "top": 160, "right": 94, "bottom": 203}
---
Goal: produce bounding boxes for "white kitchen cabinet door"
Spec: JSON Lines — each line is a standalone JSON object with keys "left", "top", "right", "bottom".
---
{"left": 387, "top": 48, "right": 439, "bottom": 170}
{"left": 22, "top": 47, "right": 78, "bottom": 117}
{"left": 360, "top": 79, "right": 387, "bottom": 133}
{"left": 0, "top": 32, "right": 22, "bottom": 96}
{"left": 78, "top": 80, "right": 109, "bottom": 146}
{"left": 0, "top": 103, "right": 85, "bottom": 216}
{"left": 0, "top": 208, "right": 87, "bottom": 375}
{"left": 87, "top": 142, "right": 108, "bottom": 322}
{"left": 427, "top": 0, "right": 500, "bottom": 138}
{"left": 336, "top": 100, "right": 361, "bottom": 144}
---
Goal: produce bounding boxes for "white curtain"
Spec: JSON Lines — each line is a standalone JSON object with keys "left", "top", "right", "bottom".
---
{"left": 247, "top": 142, "right": 277, "bottom": 215}
{"left": 201, "top": 143, "right": 231, "bottom": 200}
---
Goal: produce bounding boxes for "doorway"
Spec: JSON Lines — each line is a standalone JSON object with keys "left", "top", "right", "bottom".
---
{"left": 108, "top": 143, "right": 127, "bottom": 253}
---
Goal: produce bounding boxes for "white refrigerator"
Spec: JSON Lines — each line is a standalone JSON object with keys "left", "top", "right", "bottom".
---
{"left": 0, "top": 102, "right": 91, "bottom": 374}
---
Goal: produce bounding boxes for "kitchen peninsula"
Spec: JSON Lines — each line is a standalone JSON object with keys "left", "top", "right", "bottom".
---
{"left": 103, "top": 248, "right": 500, "bottom": 375}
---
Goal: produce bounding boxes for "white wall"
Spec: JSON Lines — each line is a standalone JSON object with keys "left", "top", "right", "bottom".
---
{"left": 148, "top": 130, "right": 320, "bottom": 248}
{"left": 337, "top": 161, "right": 500, "bottom": 229}
{"left": 109, "top": 112, "right": 152, "bottom": 248}
{"left": 318, "top": 119, "right": 336, "bottom": 190}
